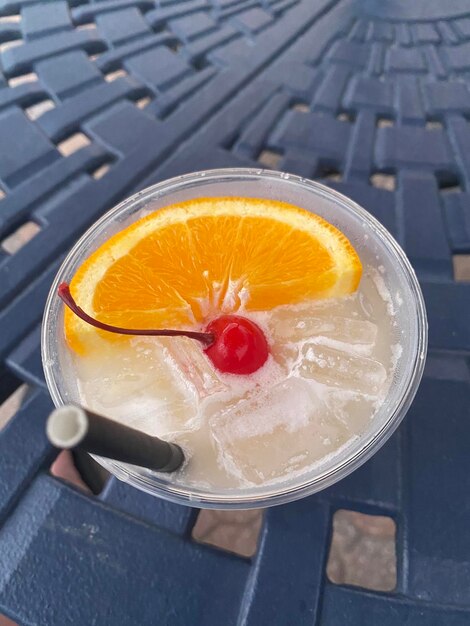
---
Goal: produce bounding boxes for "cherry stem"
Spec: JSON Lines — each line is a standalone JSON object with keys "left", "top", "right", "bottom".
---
{"left": 58, "top": 283, "right": 215, "bottom": 347}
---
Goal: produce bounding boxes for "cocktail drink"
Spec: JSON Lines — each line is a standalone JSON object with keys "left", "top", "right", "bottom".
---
{"left": 42, "top": 170, "right": 427, "bottom": 508}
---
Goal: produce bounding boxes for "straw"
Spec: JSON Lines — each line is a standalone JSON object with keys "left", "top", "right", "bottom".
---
{"left": 46, "top": 405, "right": 185, "bottom": 473}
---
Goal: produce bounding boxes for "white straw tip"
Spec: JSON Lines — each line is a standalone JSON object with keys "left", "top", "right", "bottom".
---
{"left": 46, "top": 405, "right": 88, "bottom": 449}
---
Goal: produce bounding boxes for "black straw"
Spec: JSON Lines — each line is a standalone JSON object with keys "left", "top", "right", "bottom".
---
{"left": 46, "top": 405, "right": 185, "bottom": 473}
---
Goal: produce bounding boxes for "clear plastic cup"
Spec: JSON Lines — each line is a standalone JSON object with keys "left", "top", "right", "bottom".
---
{"left": 42, "top": 169, "right": 427, "bottom": 509}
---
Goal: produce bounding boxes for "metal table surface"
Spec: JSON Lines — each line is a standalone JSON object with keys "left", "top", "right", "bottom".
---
{"left": 1, "top": 0, "right": 470, "bottom": 624}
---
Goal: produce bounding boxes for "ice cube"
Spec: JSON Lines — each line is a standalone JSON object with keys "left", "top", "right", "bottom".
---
{"left": 270, "top": 342, "right": 299, "bottom": 370}
{"left": 324, "top": 388, "right": 378, "bottom": 433}
{"left": 270, "top": 296, "right": 360, "bottom": 330}
{"left": 298, "top": 344, "right": 388, "bottom": 395}
{"left": 271, "top": 313, "right": 377, "bottom": 346}
{"left": 328, "top": 317, "right": 377, "bottom": 345}
{"left": 210, "top": 378, "right": 351, "bottom": 485}
{"left": 76, "top": 340, "right": 198, "bottom": 435}
{"left": 77, "top": 342, "right": 179, "bottom": 408}
{"left": 159, "top": 336, "right": 227, "bottom": 398}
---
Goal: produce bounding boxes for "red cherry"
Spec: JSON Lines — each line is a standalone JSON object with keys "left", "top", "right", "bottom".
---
{"left": 204, "top": 315, "right": 269, "bottom": 375}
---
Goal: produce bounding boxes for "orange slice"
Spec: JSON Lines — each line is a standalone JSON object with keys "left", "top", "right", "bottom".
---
{"left": 65, "top": 197, "right": 362, "bottom": 354}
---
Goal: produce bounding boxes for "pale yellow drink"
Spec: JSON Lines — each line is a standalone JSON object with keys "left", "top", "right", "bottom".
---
{"left": 73, "top": 266, "right": 400, "bottom": 489}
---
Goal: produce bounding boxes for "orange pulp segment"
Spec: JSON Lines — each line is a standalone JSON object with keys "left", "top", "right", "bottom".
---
{"left": 64, "top": 197, "right": 362, "bottom": 354}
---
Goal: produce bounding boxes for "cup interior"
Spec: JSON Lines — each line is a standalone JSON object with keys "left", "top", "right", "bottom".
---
{"left": 42, "top": 169, "right": 427, "bottom": 509}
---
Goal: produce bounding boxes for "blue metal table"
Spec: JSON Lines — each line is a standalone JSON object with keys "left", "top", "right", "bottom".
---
{"left": 1, "top": 0, "right": 470, "bottom": 624}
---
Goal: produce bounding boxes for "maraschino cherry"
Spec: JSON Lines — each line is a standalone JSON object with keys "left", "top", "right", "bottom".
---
{"left": 204, "top": 315, "right": 269, "bottom": 375}
{"left": 58, "top": 283, "right": 269, "bottom": 375}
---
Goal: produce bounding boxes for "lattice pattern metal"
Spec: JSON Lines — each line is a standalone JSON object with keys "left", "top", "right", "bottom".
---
{"left": 0, "top": 0, "right": 470, "bottom": 624}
